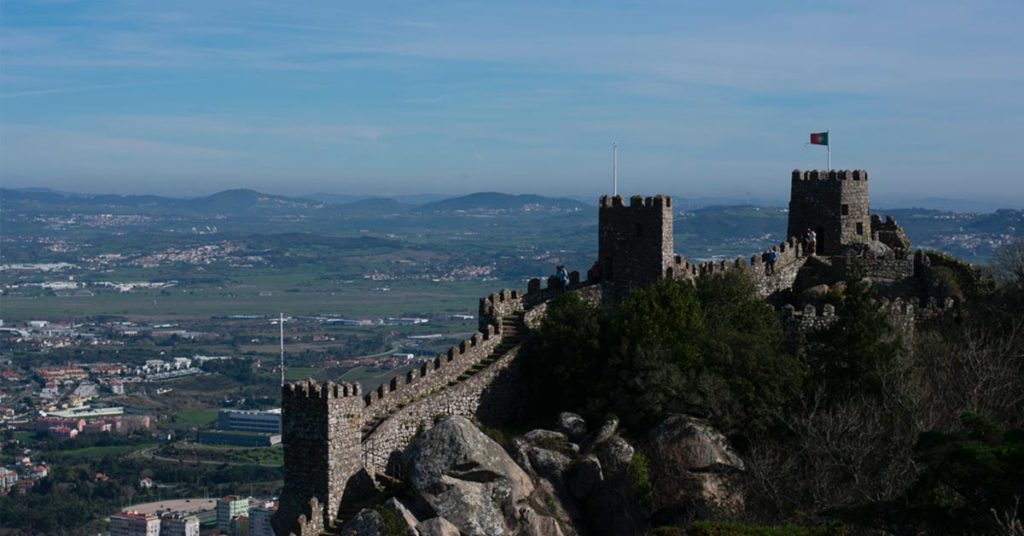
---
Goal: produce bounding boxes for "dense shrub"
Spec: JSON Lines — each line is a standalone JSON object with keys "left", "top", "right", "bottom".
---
{"left": 521, "top": 271, "right": 800, "bottom": 441}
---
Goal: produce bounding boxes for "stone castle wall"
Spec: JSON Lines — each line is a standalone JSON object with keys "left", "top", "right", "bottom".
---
{"left": 830, "top": 254, "right": 914, "bottom": 281}
{"left": 361, "top": 343, "right": 524, "bottom": 476}
{"left": 667, "top": 236, "right": 809, "bottom": 298}
{"left": 788, "top": 170, "right": 870, "bottom": 255}
{"left": 599, "top": 194, "right": 674, "bottom": 300}
{"left": 275, "top": 381, "right": 363, "bottom": 534}
{"left": 871, "top": 214, "right": 911, "bottom": 256}
{"left": 360, "top": 325, "right": 501, "bottom": 426}
{"left": 781, "top": 297, "right": 957, "bottom": 341}
{"left": 276, "top": 176, "right": 934, "bottom": 534}
{"left": 276, "top": 284, "right": 537, "bottom": 534}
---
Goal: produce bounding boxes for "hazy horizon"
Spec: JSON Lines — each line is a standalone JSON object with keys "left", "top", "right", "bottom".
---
{"left": 7, "top": 183, "right": 1023, "bottom": 213}
{"left": 2, "top": 1, "right": 1022, "bottom": 205}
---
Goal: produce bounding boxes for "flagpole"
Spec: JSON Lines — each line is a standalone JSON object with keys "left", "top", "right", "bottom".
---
{"left": 613, "top": 142, "right": 618, "bottom": 196}
{"left": 827, "top": 129, "right": 831, "bottom": 170}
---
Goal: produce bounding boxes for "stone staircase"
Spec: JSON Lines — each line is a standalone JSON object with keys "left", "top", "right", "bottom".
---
{"left": 453, "top": 312, "right": 525, "bottom": 383}
{"left": 358, "top": 311, "right": 527, "bottom": 441}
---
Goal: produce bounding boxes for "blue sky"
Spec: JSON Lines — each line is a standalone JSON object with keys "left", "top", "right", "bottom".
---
{"left": 1, "top": 1, "right": 1022, "bottom": 205}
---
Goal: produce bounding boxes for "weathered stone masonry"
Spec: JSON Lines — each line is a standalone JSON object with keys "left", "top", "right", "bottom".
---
{"left": 275, "top": 172, "right": 942, "bottom": 535}
{"left": 275, "top": 381, "right": 363, "bottom": 536}
{"left": 788, "top": 169, "right": 870, "bottom": 255}
{"left": 599, "top": 194, "right": 674, "bottom": 300}
{"left": 274, "top": 287, "right": 535, "bottom": 535}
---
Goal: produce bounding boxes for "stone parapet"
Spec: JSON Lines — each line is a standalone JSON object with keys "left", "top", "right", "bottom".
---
{"left": 361, "top": 326, "right": 501, "bottom": 424}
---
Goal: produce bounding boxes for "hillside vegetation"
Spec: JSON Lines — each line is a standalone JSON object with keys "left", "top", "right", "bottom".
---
{"left": 519, "top": 242, "right": 1024, "bottom": 534}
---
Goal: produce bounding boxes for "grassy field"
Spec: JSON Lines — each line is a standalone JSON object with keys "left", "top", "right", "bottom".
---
{"left": 174, "top": 409, "right": 219, "bottom": 428}
{"left": 339, "top": 364, "right": 420, "bottom": 390}
{"left": 0, "top": 276, "right": 510, "bottom": 322}
{"left": 49, "top": 442, "right": 158, "bottom": 460}
{"left": 284, "top": 367, "right": 319, "bottom": 380}
{"left": 158, "top": 442, "right": 283, "bottom": 466}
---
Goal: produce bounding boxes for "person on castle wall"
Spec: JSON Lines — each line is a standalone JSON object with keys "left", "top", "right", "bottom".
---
{"left": 557, "top": 265, "right": 570, "bottom": 290}
{"left": 587, "top": 261, "right": 602, "bottom": 283}
{"left": 767, "top": 247, "right": 778, "bottom": 275}
{"left": 805, "top": 228, "right": 817, "bottom": 256}
{"left": 762, "top": 250, "right": 771, "bottom": 275}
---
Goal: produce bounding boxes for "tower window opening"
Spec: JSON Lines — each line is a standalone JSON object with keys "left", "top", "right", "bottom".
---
{"left": 856, "top": 222, "right": 864, "bottom": 235}
{"left": 841, "top": 204, "right": 849, "bottom": 216}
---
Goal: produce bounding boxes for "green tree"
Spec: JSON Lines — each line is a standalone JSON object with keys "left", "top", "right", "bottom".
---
{"left": 804, "top": 279, "right": 904, "bottom": 402}
{"left": 833, "top": 415, "right": 1024, "bottom": 535}
{"left": 521, "top": 274, "right": 800, "bottom": 437}
{"left": 520, "top": 292, "right": 603, "bottom": 417}
{"left": 696, "top": 271, "right": 802, "bottom": 441}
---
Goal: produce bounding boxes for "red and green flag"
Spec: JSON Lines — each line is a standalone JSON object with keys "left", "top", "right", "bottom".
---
{"left": 809, "top": 132, "right": 829, "bottom": 146}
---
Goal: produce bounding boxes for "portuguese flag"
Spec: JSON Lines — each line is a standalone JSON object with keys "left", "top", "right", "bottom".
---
{"left": 809, "top": 132, "right": 829, "bottom": 146}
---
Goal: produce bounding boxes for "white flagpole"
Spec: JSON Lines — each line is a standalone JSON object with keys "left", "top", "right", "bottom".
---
{"left": 613, "top": 142, "right": 618, "bottom": 196}
{"left": 279, "top": 312, "right": 285, "bottom": 387}
{"left": 827, "top": 129, "right": 831, "bottom": 170}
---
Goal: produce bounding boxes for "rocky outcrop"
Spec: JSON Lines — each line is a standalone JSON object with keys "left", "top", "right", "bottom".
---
{"left": 415, "top": 517, "right": 460, "bottom": 536}
{"left": 556, "top": 412, "right": 588, "bottom": 441}
{"left": 644, "top": 414, "right": 745, "bottom": 524}
{"left": 336, "top": 413, "right": 743, "bottom": 535}
{"left": 382, "top": 497, "right": 419, "bottom": 532}
{"left": 402, "top": 416, "right": 563, "bottom": 536}
{"left": 338, "top": 509, "right": 387, "bottom": 536}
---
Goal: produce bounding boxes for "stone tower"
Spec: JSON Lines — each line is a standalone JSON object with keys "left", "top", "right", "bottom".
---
{"left": 273, "top": 381, "right": 364, "bottom": 535}
{"left": 598, "top": 194, "right": 674, "bottom": 299}
{"left": 787, "top": 169, "right": 870, "bottom": 255}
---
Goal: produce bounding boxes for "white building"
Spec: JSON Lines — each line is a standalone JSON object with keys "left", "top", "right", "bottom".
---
{"left": 218, "top": 409, "right": 281, "bottom": 434}
{"left": 109, "top": 511, "right": 160, "bottom": 536}
{"left": 217, "top": 496, "right": 251, "bottom": 533}
{"left": 249, "top": 500, "right": 277, "bottom": 536}
{"left": 160, "top": 513, "right": 199, "bottom": 536}
{"left": 0, "top": 467, "right": 17, "bottom": 492}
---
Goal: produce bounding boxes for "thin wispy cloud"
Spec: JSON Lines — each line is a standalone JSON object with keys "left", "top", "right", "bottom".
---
{"left": 1, "top": 81, "right": 168, "bottom": 99}
{"left": 0, "top": 0, "right": 1021, "bottom": 202}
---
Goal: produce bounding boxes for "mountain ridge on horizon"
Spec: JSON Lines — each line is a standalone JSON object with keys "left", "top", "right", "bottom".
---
{"left": 2, "top": 186, "right": 1021, "bottom": 214}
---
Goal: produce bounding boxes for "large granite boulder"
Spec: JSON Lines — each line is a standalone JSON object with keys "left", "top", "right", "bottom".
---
{"left": 382, "top": 497, "right": 419, "bottom": 533}
{"left": 567, "top": 454, "right": 603, "bottom": 499}
{"left": 644, "top": 415, "right": 745, "bottom": 524}
{"left": 415, "top": 517, "right": 461, "bottom": 536}
{"left": 403, "top": 416, "right": 538, "bottom": 535}
{"left": 339, "top": 508, "right": 386, "bottom": 536}
{"left": 556, "top": 412, "right": 588, "bottom": 441}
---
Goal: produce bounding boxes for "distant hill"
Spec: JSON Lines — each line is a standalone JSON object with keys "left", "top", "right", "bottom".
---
{"left": 1, "top": 188, "right": 323, "bottom": 216}
{"left": 681, "top": 205, "right": 787, "bottom": 242}
{"left": 302, "top": 192, "right": 449, "bottom": 206}
{"left": 335, "top": 198, "right": 412, "bottom": 216}
{"left": 415, "top": 192, "right": 588, "bottom": 213}
{"left": 301, "top": 193, "right": 367, "bottom": 205}
{"left": 185, "top": 189, "right": 323, "bottom": 213}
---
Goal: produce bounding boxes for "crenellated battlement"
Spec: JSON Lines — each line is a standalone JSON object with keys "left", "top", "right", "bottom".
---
{"left": 599, "top": 193, "right": 675, "bottom": 300}
{"left": 479, "top": 289, "right": 524, "bottom": 331}
{"left": 598, "top": 194, "right": 672, "bottom": 209}
{"left": 663, "top": 235, "right": 808, "bottom": 298}
{"left": 283, "top": 379, "right": 362, "bottom": 400}
{"left": 792, "top": 169, "right": 868, "bottom": 182}
{"left": 360, "top": 325, "right": 500, "bottom": 420}
{"left": 779, "top": 295, "right": 957, "bottom": 340}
